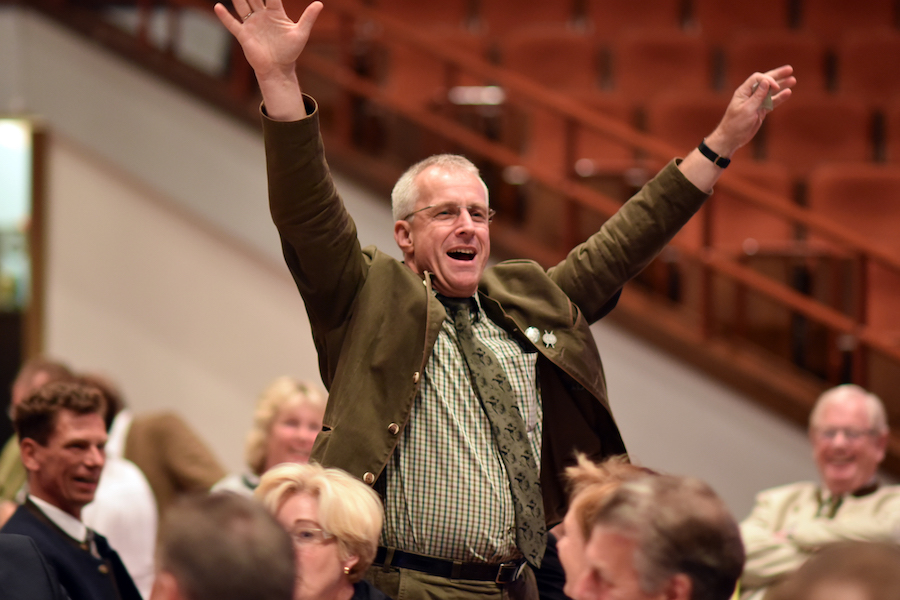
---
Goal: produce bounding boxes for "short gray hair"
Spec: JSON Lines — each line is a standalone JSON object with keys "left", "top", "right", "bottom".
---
{"left": 391, "top": 154, "right": 489, "bottom": 222}
{"left": 809, "top": 384, "right": 888, "bottom": 435}
{"left": 590, "top": 475, "right": 744, "bottom": 600}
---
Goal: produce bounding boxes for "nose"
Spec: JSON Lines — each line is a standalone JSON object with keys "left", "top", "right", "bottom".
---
{"left": 454, "top": 207, "right": 476, "bottom": 232}
{"left": 298, "top": 428, "right": 318, "bottom": 446}
{"left": 85, "top": 445, "right": 105, "bottom": 468}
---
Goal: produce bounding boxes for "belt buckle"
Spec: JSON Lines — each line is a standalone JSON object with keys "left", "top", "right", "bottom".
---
{"left": 495, "top": 561, "right": 525, "bottom": 584}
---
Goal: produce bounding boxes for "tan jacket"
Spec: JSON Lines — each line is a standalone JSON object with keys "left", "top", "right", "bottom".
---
{"left": 740, "top": 480, "right": 900, "bottom": 599}
{"left": 264, "top": 96, "right": 709, "bottom": 524}
{"left": 123, "top": 413, "right": 225, "bottom": 515}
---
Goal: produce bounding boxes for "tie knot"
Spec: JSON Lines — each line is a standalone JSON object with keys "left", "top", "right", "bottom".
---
{"left": 437, "top": 295, "right": 475, "bottom": 326}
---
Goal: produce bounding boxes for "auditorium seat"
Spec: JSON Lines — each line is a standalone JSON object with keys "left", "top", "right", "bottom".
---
{"left": 497, "top": 28, "right": 599, "bottom": 92}
{"left": 608, "top": 28, "right": 713, "bottom": 103}
{"left": 885, "top": 98, "right": 900, "bottom": 164}
{"left": 643, "top": 90, "right": 750, "bottom": 172}
{"left": 584, "top": 0, "right": 683, "bottom": 41}
{"left": 724, "top": 29, "right": 826, "bottom": 92}
{"left": 505, "top": 91, "right": 635, "bottom": 178}
{"left": 674, "top": 161, "right": 794, "bottom": 250}
{"left": 806, "top": 163, "right": 900, "bottom": 330}
{"left": 474, "top": 0, "right": 576, "bottom": 36}
{"left": 372, "top": 0, "right": 471, "bottom": 28}
{"left": 379, "top": 29, "right": 489, "bottom": 108}
{"left": 835, "top": 29, "right": 900, "bottom": 109}
{"left": 798, "top": 0, "right": 897, "bottom": 42}
{"left": 573, "top": 91, "right": 638, "bottom": 175}
{"left": 689, "top": 0, "right": 791, "bottom": 47}
{"left": 762, "top": 93, "right": 873, "bottom": 181}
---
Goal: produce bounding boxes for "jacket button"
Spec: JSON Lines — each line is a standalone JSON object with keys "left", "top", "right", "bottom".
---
{"left": 363, "top": 472, "right": 375, "bottom": 485}
{"left": 98, "top": 564, "right": 109, "bottom": 574}
{"left": 388, "top": 423, "right": 400, "bottom": 435}
{"left": 412, "top": 372, "right": 420, "bottom": 384}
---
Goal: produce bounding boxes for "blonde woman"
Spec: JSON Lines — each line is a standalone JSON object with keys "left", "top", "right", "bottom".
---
{"left": 214, "top": 377, "right": 325, "bottom": 496}
{"left": 256, "top": 463, "right": 390, "bottom": 600}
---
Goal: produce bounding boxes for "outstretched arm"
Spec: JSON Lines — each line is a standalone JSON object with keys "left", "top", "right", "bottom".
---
{"left": 214, "top": 0, "right": 323, "bottom": 121}
{"left": 678, "top": 65, "right": 796, "bottom": 192}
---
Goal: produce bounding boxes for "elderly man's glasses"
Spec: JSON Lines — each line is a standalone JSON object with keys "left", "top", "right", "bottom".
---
{"left": 404, "top": 203, "right": 495, "bottom": 225}
{"left": 290, "top": 526, "right": 334, "bottom": 546}
{"left": 814, "top": 427, "right": 876, "bottom": 442}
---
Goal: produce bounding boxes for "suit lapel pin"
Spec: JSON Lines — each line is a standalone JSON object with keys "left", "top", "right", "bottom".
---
{"left": 542, "top": 330, "right": 557, "bottom": 349}
{"left": 525, "top": 327, "right": 541, "bottom": 344}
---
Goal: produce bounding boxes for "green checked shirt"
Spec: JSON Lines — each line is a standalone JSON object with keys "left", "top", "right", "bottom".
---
{"left": 379, "top": 295, "right": 543, "bottom": 562}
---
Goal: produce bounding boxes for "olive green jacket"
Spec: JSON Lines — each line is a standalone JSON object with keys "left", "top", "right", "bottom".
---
{"left": 263, "top": 96, "right": 709, "bottom": 525}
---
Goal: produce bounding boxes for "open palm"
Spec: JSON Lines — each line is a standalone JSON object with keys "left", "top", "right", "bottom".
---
{"left": 214, "top": 0, "right": 322, "bottom": 77}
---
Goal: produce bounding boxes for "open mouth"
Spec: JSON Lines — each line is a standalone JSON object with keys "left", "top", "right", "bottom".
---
{"left": 448, "top": 249, "right": 476, "bottom": 261}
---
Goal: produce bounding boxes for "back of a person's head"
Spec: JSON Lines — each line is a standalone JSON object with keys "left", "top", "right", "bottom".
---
{"left": 11, "top": 357, "right": 74, "bottom": 406}
{"left": 156, "top": 492, "right": 294, "bottom": 600}
{"left": 13, "top": 381, "right": 106, "bottom": 445}
{"left": 566, "top": 453, "right": 658, "bottom": 538}
{"left": 765, "top": 541, "right": 900, "bottom": 600}
{"left": 594, "top": 475, "right": 744, "bottom": 600}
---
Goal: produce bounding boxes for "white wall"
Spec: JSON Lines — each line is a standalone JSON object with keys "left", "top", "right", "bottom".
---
{"left": 0, "top": 6, "right": 828, "bottom": 519}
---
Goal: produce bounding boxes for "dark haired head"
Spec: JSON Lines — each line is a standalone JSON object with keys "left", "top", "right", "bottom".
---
{"left": 13, "top": 381, "right": 106, "bottom": 446}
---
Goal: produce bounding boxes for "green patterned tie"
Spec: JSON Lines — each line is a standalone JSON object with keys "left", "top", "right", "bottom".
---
{"left": 441, "top": 296, "right": 546, "bottom": 567}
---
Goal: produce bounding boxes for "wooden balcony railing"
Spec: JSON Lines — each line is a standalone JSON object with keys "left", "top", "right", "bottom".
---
{"left": 25, "top": 0, "right": 900, "bottom": 471}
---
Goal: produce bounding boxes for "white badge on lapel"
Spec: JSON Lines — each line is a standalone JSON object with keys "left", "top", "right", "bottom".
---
{"left": 542, "top": 330, "right": 557, "bottom": 349}
{"left": 525, "top": 327, "right": 541, "bottom": 344}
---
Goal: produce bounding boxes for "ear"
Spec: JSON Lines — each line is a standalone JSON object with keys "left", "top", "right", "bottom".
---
{"left": 874, "top": 431, "right": 889, "bottom": 462}
{"left": 394, "top": 220, "right": 414, "bottom": 256}
{"left": 660, "top": 573, "right": 693, "bottom": 600}
{"left": 19, "top": 438, "right": 42, "bottom": 472}
{"left": 149, "top": 571, "right": 180, "bottom": 600}
{"left": 342, "top": 554, "right": 360, "bottom": 577}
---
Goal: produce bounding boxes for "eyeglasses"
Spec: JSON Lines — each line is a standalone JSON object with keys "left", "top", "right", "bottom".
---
{"left": 290, "top": 526, "right": 335, "bottom": 546}
{"left": 813, "top": 427, "right": 876, "bottom": 442}
{"left": 403, "top": 203, "right": 495, "bottom": 226}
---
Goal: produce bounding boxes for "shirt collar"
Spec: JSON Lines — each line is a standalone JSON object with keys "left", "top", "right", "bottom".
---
{"left": 435, "top": 292, "right": 483, "bottom": 323}
{"left": 29, "top": 495, "right": 88, "bottom": 542}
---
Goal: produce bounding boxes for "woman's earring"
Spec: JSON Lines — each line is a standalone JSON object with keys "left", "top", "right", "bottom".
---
{"left": 343, "top": 566, "right": 351, "bottom": 575}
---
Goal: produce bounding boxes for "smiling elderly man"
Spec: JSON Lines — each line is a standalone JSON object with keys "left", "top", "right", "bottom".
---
{"left": 739, "top": 384, "right": 900, "bottom": 600}
{"left": 214, "top": 1, "right": 794, "bottom": 598}
{"left": 0, "top": 381, "right": 141, "bottom": 600}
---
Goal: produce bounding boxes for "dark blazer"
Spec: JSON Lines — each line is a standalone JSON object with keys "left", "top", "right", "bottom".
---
{"left": 264, "top": 96, "right": 709, "bottom": 525}
{"left": 0, "top": 533, "right": 69, "bottom": 600}
{"left": 0, "top": 501, "right": 142, "bottom": 600}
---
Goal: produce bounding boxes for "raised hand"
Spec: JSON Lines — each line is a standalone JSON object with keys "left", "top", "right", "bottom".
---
{"left": 677, "top": 65, "right": 795, "bottom": 191}
{"left": 214, "top": 0, "right": 323, "bottom": 120}
{"left": 707, "top": 64, "right": 796, "bottom": 157}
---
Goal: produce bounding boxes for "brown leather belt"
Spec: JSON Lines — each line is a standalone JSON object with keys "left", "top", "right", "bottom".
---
{"left": 373, "top": 547, "right": 527, "bottom": 584}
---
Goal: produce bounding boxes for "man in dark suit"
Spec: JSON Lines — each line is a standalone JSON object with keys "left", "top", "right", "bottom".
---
{"left": 0, "top": 381, "right": 142, "bottom": 600}
{"left": 0, "top": 533, "right": 69, "bottom": 600}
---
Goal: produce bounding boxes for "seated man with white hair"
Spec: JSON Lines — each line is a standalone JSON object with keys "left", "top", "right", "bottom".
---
{"left": 739, "top": 384, "right": 900, "bottom": 600}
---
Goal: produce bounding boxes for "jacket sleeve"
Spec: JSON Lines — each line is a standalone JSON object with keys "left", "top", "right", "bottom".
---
{"left": 740, "top": 499, "right": 809, "bottom": 588}
{"left": 263, "top": 96, "right": 369, "bottom": 347}
{"left": 547, "top": 160, "right": 708, "bottom": 323}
